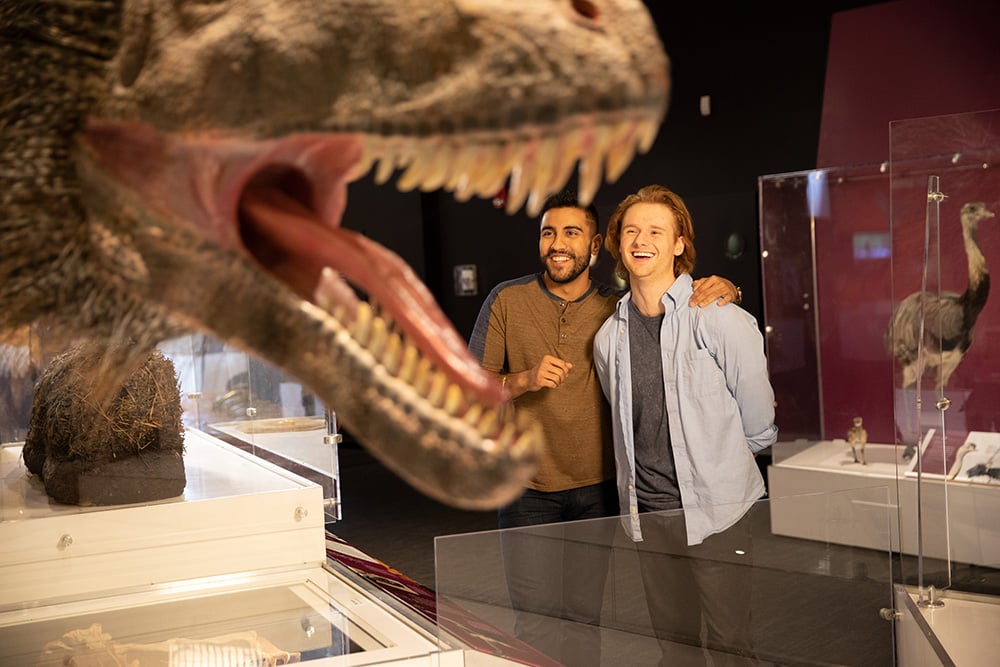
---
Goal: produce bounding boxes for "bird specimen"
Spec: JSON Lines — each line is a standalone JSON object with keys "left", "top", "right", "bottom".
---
{"left": 886, "top": 202, "right": 995, "bottom": 389}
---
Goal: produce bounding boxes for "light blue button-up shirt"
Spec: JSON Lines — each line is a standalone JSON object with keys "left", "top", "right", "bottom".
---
{"left": 594, "top": 273, "right": 777, "bottom": 545}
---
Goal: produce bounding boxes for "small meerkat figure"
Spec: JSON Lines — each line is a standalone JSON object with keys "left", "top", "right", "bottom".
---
{"left": 847, "top": 416, "right": 867, "bottom": 465}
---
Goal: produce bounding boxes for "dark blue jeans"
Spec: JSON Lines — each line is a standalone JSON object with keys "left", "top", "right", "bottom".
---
{"left": 637, "top": 510, "right": 756, "bottom": 666}
{"left": 498, "top": 480, "right": 617, "bottom": 667}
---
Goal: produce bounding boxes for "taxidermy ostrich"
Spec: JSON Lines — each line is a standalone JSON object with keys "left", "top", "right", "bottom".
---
{"left": 886, "top": 201, "right": 996, "bottom": 389}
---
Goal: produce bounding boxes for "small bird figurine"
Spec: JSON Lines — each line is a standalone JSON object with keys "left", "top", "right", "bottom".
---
{"left": 847, "top": 416, "right": 867, "bottom": 465}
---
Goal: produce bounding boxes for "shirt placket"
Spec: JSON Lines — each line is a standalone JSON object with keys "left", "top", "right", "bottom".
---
{"left": 661, "top": 304, "right": 693, "bottom": 506}
{"left": 556, "top": 299, "right": 570, "bottom": 350}
{"left": 615, "top": 308, "right": 641, "bottom": 529}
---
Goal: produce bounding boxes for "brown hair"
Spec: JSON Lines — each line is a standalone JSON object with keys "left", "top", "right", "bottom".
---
{"left": 604, "top": 184, "right": 696, "bottom": 281}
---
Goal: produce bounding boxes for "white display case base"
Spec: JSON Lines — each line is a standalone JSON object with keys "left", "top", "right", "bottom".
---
{"left": 768, "top": 440, "right": 1000, "bottom": 566}
{"left": 0, "top": 428, "right": 326, "bottom": 608}
{"left": 896, "top": 585, "right": 1000, "bottom": 666}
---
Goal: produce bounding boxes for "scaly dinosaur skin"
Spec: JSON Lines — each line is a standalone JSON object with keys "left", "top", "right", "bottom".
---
{"left": 0, "top": 1, "right": 668, "bottom": 509}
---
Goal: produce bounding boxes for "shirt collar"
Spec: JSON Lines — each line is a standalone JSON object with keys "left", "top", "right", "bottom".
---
{"left": 535, "top": 272, "right": 595, "bottom": 303}
{"left": 662, "top": 273, "right": 694, "bottom": 312}
{"left": 616, "top": 273, "right": 693, "bottom": 316}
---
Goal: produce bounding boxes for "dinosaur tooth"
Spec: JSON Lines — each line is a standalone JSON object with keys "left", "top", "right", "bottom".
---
{"left": 412, "top": 357, "right": 433, "bottom": 395}
{"left": 546, "top": 132, "right": 581, "bottom": 196}
{"left": 505, "top": 162, "right": 531, "bottom": 215}
{"left": 496, "top": 422, "right": 516, "bottom": 451}
{"left": 397, "top": 343, "right": 420, "bottom": 383}
{"left": 638, "top": 116, "right": 660, "bottom": 153}
{"left": 418, "top": 141, "right": 455, "bottom": 192}
{"left": 427, "top": 372, "right": 447, "bottom": 408}
{"left": 463, "top": 403, "right": 483, "bottom": 427}
{"left": 462, "top": 143, "right": 507, "bottom": 199}
{"left": 443, "top": 143, "right": 480, "bottom": 192}
{"left": 349, "top": 140, "right": 379, "bottom": 183}
{"left": 353, "top": 302, "right": 373, "bottom": 346}
{"left": 382, "top": 332, "right": 403, "bottom": 374}
{"left": 368, "top": 316, "right": 388, "bottom": 358}
{"left": 396, "top": 143, "right": 435, "bottom": 192}
{"left": 606, "top": 119, "right": 639, "bottom": 183}
{"left": 578, "top": 124, "right": 612, "bottom": 205}
{"left": 444, "top": 383, "right": 464, "bottom": 416}
{"left": 477, "top": 408, "right": 498, "bottom": 438}
{"left": 373, "top": 152, "right": 397, "bottom": 185}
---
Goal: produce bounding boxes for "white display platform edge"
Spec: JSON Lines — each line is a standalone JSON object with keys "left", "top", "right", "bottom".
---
{"left": 0, "top": 429, "right": 325, "bottom": 608}
{"left": 768, "top": 440, "right": 1000, "bottom": 566}
{"left": 895, "top": 585, "right": 1000, "bottom": 667}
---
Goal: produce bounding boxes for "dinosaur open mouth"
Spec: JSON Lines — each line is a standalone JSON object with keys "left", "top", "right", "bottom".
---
{"left": 80, "top": 110, "right": 661, "bottom": 412}
{"left": 236, "top": 164, "right": 500, "bottom": 406}
{"left": 79, "top": 120, "right": 503, "bottom": 406}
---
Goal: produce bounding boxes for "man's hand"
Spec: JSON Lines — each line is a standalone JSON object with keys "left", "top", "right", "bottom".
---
{"left": 690, "top": 275, "right": 740, "bottom": 307}
{"left": 505, "top": 354, "right": 573, "bottom": 398}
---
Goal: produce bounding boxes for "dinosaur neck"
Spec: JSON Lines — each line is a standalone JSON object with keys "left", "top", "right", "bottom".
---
{"left": 0, "top": 1, "right": 122, "bottom": 330}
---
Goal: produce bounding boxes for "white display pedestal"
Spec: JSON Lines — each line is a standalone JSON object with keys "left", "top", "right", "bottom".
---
{"left": 895, "top": 585, "right": 1000, "bottom": 666}
{"left": 0, "top": 430, "right": 456, "bottom": 665}
{"left": 768, "top": 440, "right": 1000, "bottom": 566}
{"left": 0, "top": 429, "right": 326, "bottom": 608}
{"left": 0, "top": 429, "right": 550, "bottom": 666}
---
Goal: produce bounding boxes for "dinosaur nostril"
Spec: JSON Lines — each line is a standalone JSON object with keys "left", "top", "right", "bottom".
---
{"left": 571, "top": 0, "right": 600, "bottom": 21}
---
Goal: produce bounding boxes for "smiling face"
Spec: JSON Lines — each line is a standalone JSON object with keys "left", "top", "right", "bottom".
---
{"left": 618, "top": 202, "right": 685, "bottom": 285}
{"left": 539, "top": 206, "right": 601, "bottom": 292}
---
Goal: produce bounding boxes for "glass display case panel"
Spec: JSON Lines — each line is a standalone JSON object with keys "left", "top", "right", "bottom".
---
{"left": 887, "top": 108, "right": 1000, "bottom": 596}
{"left": 759, "top": 163, "right": 894, "bottom": 444}
{"left": 161, "top": 333, "right": 342, "bottom": 521}
{"left": 0, "top": 330, "right": 341, "bottom": 525}
{"left": 0, "top": 564, "right": 445, "bottom": 666}
{"left": 434, "top": 490, "right": 894, "bottom": 667}
{"left": 895, "top": 583, "right": 1000, "bottom": 666}
{"left": 760, "top": 108, "right": 1000, "bottom": 607}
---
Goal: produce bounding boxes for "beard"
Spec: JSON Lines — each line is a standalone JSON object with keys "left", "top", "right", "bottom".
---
{"left": 541, "top": 251, "right": 589, "bottom": 284}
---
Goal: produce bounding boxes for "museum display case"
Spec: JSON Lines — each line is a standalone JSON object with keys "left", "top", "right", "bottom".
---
{"left": 761, "top": 108, "right": 1000, "bottom": 664}
{"left": 435, "top": 489, "right": 896, "bottom": 666}
{"left": 0, "top": 329, "right": 551, "bottom": 665}
{"left": 161, "top": 334, "right": 344, "bottom": 521}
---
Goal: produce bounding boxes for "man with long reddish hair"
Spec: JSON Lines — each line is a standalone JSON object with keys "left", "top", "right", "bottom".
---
{"left": 595, "top": 184, "right": 777, "bottom": 664}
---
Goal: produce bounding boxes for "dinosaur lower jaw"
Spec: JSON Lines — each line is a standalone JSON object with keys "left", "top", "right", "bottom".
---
{"left": 236, "top": 184, "right": 499, "bottom": 404}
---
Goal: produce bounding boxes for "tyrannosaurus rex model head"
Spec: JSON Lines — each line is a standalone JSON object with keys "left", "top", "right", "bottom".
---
{"left": 0, "top": 0, "right": 668, "bottom": 509}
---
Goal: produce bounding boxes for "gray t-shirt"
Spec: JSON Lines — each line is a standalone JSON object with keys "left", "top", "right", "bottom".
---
{"left": 627, "top": 300, "right": 681, "bottom": 511}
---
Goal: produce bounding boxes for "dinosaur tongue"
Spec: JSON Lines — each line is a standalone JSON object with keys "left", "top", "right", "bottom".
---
{"left": 237, "top": 186, "right": 497, "bottom": 401}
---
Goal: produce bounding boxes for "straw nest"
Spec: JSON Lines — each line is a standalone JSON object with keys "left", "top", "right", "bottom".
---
{"left": 23, "top": 341, "right": 184, "bottom": 477}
